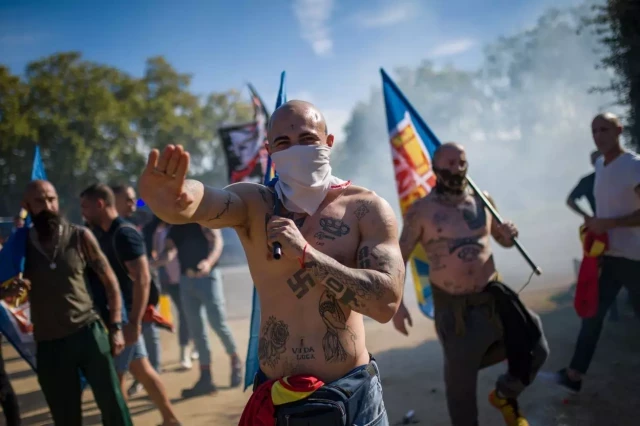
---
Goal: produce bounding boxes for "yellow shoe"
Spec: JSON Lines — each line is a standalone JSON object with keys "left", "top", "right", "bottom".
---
{"left": 489, "top": 390, "right": 529, "bottom": 426}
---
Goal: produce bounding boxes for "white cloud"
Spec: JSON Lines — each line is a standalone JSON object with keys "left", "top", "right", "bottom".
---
{"left": 323, "top": 108, "right": 350, "bottom": 145}
{"left": 429, "top": 39, "right": 477, "bottom": 58}
{"left": 354, "top": 2, "right": 418, "bottom": 28}
{"left": 293, "top": 0, "right": 335, "bottom": 56}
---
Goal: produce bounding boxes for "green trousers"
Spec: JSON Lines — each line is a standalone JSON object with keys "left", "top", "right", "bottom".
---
{"left": 36, "top": 321, "right": 132, "bottom": 426}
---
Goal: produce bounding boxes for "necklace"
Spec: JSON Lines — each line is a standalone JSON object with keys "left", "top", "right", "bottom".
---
{"left": 45, "top": 226, "right": 63, "bottom": 270}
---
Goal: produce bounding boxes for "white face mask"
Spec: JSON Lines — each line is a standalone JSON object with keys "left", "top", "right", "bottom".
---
{"left": 271, "top": 145, "right": 348, "bottom": 216}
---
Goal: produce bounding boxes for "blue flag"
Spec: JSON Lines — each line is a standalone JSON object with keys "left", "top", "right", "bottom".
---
{"left": 244, "top": 72, "right": 287, "bottom": 390}
{"left": 0, "top": 145, "right": 48, "bottom": 371}
{"left": 380, "top": 68, "right": 446, "bottom": 319}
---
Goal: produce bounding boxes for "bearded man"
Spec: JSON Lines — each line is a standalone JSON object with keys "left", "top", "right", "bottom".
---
{"left": 17, "top": 180, "right": 131, "bottom": 426}
{"left": 392, "top": 143, "right": 549, "bottom": 426}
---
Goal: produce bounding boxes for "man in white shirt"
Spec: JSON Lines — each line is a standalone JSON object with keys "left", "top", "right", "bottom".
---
{"left": 557, "top": 112, "right": 640, "bottom": 392}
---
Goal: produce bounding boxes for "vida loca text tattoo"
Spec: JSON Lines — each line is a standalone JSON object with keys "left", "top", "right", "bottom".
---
{"left": 292, "top": 339, "right": 316, "bottom": 361}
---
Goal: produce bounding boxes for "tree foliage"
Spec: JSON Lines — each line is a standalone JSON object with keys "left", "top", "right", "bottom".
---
{"left": 0, "top": 52, "right": 252, "bottom": 219}
{"left": 584, "top": 0, "right": 640, "bottom": 149}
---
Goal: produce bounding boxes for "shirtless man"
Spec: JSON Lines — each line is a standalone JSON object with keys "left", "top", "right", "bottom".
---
{"left": 392, "top": 143, "right": 549, "bottom": 426}
{"left": 139, "top": 100, "right": 405, "bottom": 425}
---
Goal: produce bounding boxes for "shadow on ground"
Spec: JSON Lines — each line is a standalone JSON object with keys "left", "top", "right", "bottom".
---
{"left": 374, "top": 286, "right": 640, "bottom": 426}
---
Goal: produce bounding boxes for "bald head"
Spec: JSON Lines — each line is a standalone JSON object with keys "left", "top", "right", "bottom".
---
{"left": 267, "top": 100, "right": 332, "bottom": 153}
{"left": 592, "top": 112, "right": 621, "bottom": 127}
{"left": 591, "top": 112, "right": 622, "bottom": 156}
{"left": 432, "top": 142, "right": 469, "bottom": 196}
{"left": 269, "top": 100, "right": 327, "bottom": 132}
{"left": 433, "top": 142, "right": 466, "bottom": 168}
{"left": 23, "top": 180, "right": 59, "bottom": 216}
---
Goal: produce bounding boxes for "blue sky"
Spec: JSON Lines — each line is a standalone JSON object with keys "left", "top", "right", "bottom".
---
{"left": 1, "top": 0, "right": 583, "bottom": 141}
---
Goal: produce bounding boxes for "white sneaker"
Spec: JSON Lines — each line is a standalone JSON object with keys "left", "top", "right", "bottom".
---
{"left": 180, "top": 356, "right": 193, "bottom": 370}
{"left": 180, "top": 346, "right": 193, "bottom": 370}
{"left": 191, "top": 350, "right": 199, "bottom": 361}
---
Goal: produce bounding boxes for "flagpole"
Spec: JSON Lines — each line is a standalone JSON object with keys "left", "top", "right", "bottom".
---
{"left": 380, "top": 69, "right": 542, "bottom": 276}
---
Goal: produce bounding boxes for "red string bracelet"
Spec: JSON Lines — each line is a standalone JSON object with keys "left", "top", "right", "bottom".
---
{"left": 298, "top": 243, "right": 308, "bottom": 269}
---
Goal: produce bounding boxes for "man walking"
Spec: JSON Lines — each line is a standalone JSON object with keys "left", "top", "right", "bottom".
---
{"left": 80, "top": 183, "right": 180, "bottom": 426}
{"left": 566, "top": 149, "right": 623, "bottom": 321}
{"left": 154, "top": 223, "right": 242, "bottom": 396}
{"left": 19, "top": 180, "right": 132, "bottom": 426}
{"left": 557, "top": 113, "right": 640, "bottom": 392}
{"left": 392, "top": 143, "right": 549, "bottom": 426}
{"left": 112, "top": 183, "right": 163, "bottom": 398}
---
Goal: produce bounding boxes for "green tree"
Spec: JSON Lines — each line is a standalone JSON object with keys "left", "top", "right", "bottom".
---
{"left": 136, "top": 57, "right": 253, "bottom": 187}
{"left": 0, "top": 52, "right": 144, "bottom": 219}
{"left": 0, "top": 52, "right": 253, "bottom": 219}
{"left": 585, "top": 0, "right": 640, "bottom": 149}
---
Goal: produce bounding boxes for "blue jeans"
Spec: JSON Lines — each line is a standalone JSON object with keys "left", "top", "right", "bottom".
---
{"left": 167, "top": 284, "right": 190, "bottom": 347}
{"left": 254, "top": 360, "right": 388, "bottom": 426}
{"left": 570, "top": 256, "right": 640, "bottom": 374}
{"left": 142, "top": 321, "right": 160, "bottom": 372}
{"left": 113, "top": 334, "right": 147, "bottom": 375}
{"left": 180, "top": 269, "right": 237, "bottom": 367}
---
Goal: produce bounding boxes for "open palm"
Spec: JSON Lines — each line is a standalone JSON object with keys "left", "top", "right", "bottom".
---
{"left": 138, "top": 144, "right": 194, "bottom": 221}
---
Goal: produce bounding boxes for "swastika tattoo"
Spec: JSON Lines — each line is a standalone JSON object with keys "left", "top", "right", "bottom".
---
{"left": 287, "top": 269, "right": 316, "bottom": 299}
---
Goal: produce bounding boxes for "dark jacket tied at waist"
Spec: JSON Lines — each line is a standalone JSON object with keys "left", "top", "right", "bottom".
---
{"left": 432, "top": 280, "right": 543, "bottom": 386}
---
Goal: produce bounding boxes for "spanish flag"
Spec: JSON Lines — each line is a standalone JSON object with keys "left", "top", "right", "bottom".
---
{"left": 238, "top": 375, "right": 325, "bottom": 426}
{"left": 575, "top": 225, "right": 608, "bottom": 318}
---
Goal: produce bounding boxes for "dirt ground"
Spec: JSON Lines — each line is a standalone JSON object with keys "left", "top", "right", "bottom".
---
{"left": 2, "top": 278, "right": 639, "bottom": 425}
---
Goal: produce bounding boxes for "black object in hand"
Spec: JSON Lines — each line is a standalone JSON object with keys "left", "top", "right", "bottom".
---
{"left": 273, "top": 242, "right": 282, "bottom": 260}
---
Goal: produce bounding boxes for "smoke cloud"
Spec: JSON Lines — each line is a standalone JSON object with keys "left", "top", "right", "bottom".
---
{"left": 333, "top": 1, "right": 626, "bottom": 291}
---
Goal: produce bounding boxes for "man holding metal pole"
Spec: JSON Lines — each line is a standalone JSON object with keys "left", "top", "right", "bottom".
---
{"left": 392, "top": 143, "right": 549, "bottom": 426}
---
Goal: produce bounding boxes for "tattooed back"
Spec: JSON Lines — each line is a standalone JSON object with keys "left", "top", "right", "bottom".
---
{"left": 402, "top": 192, "right": 498, "bottom": 295}
{"left": 226, "top": 182, "right": 403, "bottom": 382}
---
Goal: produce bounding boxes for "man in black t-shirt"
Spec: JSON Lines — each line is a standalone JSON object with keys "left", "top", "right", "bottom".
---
{"left": 154, "top": 222, "right": 241, "bottom": 397}
{"left": 80, "top": 184, "right": 180, "bottom": 426}
{"left": 112, "top": 184, "right": 163, "bottom": 397}
{"left": 567, "top": 150, "right": 601, "bottom": 218}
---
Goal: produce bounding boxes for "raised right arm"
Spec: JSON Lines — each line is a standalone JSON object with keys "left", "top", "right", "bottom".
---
{"left": 181, "top": 180, "right": 251, "bottom": 229}
{"left": 138, "top": 145, "right": 252, "bottom": 229}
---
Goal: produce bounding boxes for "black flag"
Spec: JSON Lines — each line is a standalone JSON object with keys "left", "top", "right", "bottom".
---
{"left": 219, "top": 85, "right": 270, "bottom": 184}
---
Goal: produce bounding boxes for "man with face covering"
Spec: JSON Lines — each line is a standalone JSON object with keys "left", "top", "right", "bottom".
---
{"left": 139, "top": 100, "right": 405, "bottom": 425}
{"left": 16, "top": 180, "right": 132, "bottom": 425}
{"left": 392, "top": 143, "right": 549, "bottom": 426}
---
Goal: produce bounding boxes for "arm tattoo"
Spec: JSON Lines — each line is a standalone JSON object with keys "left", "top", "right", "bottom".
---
{"left": 319, "top": 291, "right": 356, "bottom": 363}
{"left": 80, "top": 230, "right": 110, "bottom": 277}
{"left": 258, "top": 187, "right": 271, "bottom": 205}
{"left": 399, "top": 206, "right": 422, "bottom": 258}
{"left": 208, "top": 193, "right": 233, "bottom": 221}
{"left": 354, "top": 200, "right": 373, "bottom": 221}
{"left": 258, "top": 316, "right": 290, "bottom": 369}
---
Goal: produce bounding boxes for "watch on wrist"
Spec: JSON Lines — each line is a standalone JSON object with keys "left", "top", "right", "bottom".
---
{"left": 109, "top": 322, "right": 123, "bottom": 332}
